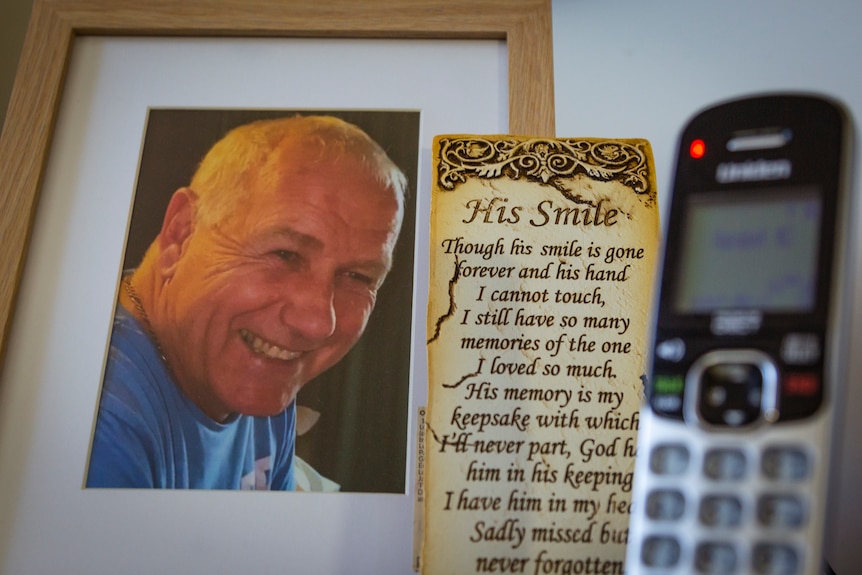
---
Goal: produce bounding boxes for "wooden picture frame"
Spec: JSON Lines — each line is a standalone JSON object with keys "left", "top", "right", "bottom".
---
{"left": 0, "top": 0, "right": 556, "bottom": 370}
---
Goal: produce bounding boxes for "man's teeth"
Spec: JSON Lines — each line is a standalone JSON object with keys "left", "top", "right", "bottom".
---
{"left": 240, "top": 329, "right": 301, "bottom": 360}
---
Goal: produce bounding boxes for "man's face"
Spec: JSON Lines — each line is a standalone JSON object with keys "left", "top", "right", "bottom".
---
{"left": 160, "top": 149, "right": 402, "bottom": 421}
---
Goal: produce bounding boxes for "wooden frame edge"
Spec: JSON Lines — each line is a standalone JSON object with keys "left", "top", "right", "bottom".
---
{"left": 0, "top": 0, "right": 555, "bottom": 369}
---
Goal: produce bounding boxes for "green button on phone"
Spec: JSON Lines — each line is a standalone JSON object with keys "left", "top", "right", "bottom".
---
{"left": 654, "top": 374, "right": 684, "bottom": 394}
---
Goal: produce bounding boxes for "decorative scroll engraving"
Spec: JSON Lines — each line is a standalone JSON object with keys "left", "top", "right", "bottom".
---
{"left": 437, "top": 137, "right": 653, "bottom": 199}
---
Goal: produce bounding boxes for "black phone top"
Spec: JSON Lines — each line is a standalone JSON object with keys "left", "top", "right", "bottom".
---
{"left": 648, "top": 94, "right": 849, "bottom": 425}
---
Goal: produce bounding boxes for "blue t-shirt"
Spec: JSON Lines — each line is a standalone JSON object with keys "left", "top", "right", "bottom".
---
{"left": 86, "top": 306, "right": 295, "bottom": 490}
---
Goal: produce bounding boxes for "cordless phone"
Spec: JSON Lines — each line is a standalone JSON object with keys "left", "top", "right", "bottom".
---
{"left": 626, "top": 94, "right": 853, "bottom": 575}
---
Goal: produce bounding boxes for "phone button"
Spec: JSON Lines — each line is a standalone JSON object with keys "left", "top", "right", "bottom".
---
{"left": 699, "top": 363, "right": 764, "bottom": 426}
{"left": 651, "top": 374, "right": 685, "bottom": 418}
{"left": 646, "top": 489, "right": 686, "bottom": 520}
{"left": 649, "top": 444, "right": 690, "bottom": 475}
{"left": 757, "top": 494, "right": 806, "bottom": 529}
{"left": 703, "top": 448, "right": 748, "bottom": 481}
{"left": 761, "top": 447, "right": 810, "bottom": 482}
{"left": 699, "top": 495, "right": 743, "bottom": 527}
{"left": 652, "top": 393, "right": 684, "bottom": 417}
{"left": 656, "top": 337, "right": 686, "bottom": 362}
{"left": 779, "top": 373, "right": 823, "bottom": 420}
{"left": 686, "top": 350, "right": 779, "bottom": 427}
{"left": 780, "top": 333, "right": 821, "bottom": 365}
{"left": 752, "top": 543, "right": 800, "bottom": 575}
{"left": 641, "top": 535, "right": 681, "bottom": 568}
{"left": 781, "top": 372, "right": 820, "bottom": 397}
{"left": 695, "top": 542, "right": 737, "bottom": 574}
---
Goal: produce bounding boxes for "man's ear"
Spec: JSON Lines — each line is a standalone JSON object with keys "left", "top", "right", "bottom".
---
{"left": 158, "top": 188, "right": 198, "bottom": 278}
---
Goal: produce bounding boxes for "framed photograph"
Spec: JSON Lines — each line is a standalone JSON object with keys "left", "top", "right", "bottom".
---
{"left": 87, "top": 108, "right": 421, "bottom": 494}
{"left": 0, "top": 1, "right": 554, "bottom": 573}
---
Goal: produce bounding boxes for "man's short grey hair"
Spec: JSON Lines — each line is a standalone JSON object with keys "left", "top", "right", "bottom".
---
{"left": 189, "top": 115, "right": 407, "bottom": 227}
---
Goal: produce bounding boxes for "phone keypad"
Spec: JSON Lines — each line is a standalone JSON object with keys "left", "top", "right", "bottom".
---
{"left": 638, "top": 442, "right": 812, "bottom": 574}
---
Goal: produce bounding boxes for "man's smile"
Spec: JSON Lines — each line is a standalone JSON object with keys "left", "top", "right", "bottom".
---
{"left": 239, "top": 328, "right": 302, "bottom": 361}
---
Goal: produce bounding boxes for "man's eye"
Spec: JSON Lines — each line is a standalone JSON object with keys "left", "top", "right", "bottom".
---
{"left": 344, "top": 271, "right": 377, "bottom": 288}
{"left": 272, "top": 250, "right": 300, "bottom": 263}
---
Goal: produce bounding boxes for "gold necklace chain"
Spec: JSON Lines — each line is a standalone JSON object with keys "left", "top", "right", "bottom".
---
{"left": 121, "top": 275, "right": 169, "bottom": 366}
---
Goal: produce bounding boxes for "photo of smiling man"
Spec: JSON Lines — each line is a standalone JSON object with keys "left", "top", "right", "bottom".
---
{"left": 86, "top": 111, "right": 418, "bottom": 492}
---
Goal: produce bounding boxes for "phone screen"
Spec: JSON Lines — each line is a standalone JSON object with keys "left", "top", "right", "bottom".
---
{"left": 674, "top": 186, "right": 822, "bottom": 313}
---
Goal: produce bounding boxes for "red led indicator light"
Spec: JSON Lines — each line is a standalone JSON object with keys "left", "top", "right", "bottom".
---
{"left": 689, "top": 139, "right": 706, "bottom": 159}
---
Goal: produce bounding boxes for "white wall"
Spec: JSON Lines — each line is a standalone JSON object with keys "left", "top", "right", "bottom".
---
{"left": 553, "top": 1, "right": 862, "bottom": 572}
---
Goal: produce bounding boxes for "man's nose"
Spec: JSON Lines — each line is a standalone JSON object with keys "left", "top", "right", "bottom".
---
{"left": 279, "top": 274, "right": 337, "bottom": 343}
